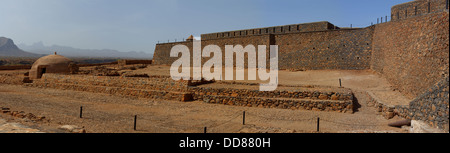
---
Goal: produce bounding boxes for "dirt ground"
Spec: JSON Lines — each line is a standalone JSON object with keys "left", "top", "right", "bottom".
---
{"left": 131, "top": 65, "right": 412, "bottom": 106}
{"left": 0, "top": 84, "right": 407, "bottom": 133}
{"left": 0, "top": 65, "right": 412, "bottom": 133}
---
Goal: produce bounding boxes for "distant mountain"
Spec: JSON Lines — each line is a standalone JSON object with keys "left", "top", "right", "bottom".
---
{"left": 18, "top": 41, "right": 153, "bottom": 59}
{"left": 0, "top": 37, "right": 41, "bottom": 57}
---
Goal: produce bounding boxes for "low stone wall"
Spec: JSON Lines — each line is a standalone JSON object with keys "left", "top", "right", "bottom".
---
{"left": 0, "top": 72, "right": 26, "bottom": 85}
{"left": 7, "top": 73, "right": 355, "bottom": 113}
{"left": 191, "top": 87, "right": 353, "bottom": 101}
{"left": 30, "top": 81, "right": 185, "bottom": 101}
{"left": 363, "top": 76, "right": 449, "bottom": 131}
{"left": 118, "top": 60, "right": 152, "bottom": 66}
{"left": 202, "top": 95, "right": 353, "bottom": 113}
{"left": 0, "top": 65, "right": 31, "bottom": 70}
{"left": 27, "top": 73, "right": 192, "bottom": 101}
{"left": 364, "top": 91, "right": 404, "bottom": 119}
{"left": 76, "top": 62, "right": 118, "bottom": 67}
{"left": 191, "top": 85, "right": 354, "bottom": 113}
{"left": 34, "top": 73, "right": 191, "bottom": 92}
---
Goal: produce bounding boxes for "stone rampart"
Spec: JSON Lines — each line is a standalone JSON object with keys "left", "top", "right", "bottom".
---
{"left": 201, "top": 21, "right": 337, "bottom": 40}
{"left": 391, "top": 0, "right": 448, "bottom": 21}
{"left": 371, "top": 10, "right": 449, "bottom": 99}
{"left": 396, "top": 76, "right": 449, "bottom": 131}
{"left": 153, "top": 27, "right": 373, "bottom": 70}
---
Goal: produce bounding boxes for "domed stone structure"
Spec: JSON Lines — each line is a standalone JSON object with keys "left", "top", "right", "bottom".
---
{"left": 29, "top": 53, "right": 76, "bottom": 79}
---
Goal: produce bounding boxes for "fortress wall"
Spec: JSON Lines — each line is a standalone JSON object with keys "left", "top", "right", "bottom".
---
{"left": 391, "top": 0, "right": 448, "bottom": 21}
{"left": 371, "top": 11, "right": 449, "bottom": 99}
{"left": 395, "top": 77, "right": 449, "bottom": 130}
{"left": 153, "top": 28, "right": 373, "bottom": 70}
{"left": 201, "top": 21, "right": 335, "bottom": 40}
{"left": 152, "top": 35, "right": 270, "bottom": 66}
{"left": 153, "top": 41, "right": 193, "bottom": 66}
{"left": 275, "top": 28, "right": 374, "bottom": 70}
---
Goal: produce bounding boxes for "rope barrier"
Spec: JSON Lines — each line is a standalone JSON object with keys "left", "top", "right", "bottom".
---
{"left": 72, "top": 105, "right": 388, "bottom": 133}
{"left": 246, "top": 112, "right": 317, "bottom": 122}
{"left": 208, "top": 113, "right": 242, "bottom": 128}
{"left": 319, "top": 118, "right": 386, "bottom": 127}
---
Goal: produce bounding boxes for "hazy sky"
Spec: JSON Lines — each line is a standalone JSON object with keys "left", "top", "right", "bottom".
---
{"left": 0, "top": 0, "right": 412, "bottom": 54}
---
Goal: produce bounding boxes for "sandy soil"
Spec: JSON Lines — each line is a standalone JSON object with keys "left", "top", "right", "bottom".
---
{"left": 0, "top": 65, "right": 413, "bottom": 133}
{"left": 0, "top": 83, "right": 407, "bottom": 133}
{"left": 130, "top": 65, "right": 412, "bottom": 106}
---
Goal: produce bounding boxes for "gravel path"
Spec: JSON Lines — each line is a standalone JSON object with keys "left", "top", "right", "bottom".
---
{"left": 0, "top": 84, "right": 408, "bottom": 133}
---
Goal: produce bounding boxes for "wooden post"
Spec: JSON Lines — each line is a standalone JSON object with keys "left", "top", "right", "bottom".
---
{"left": 134, "top": 115, "right": 137, "bottom": 131}
{"left": 79, "top": 106, "right": 82, "bottom": 118}
{"left": 243, "top": 111, "right": 246, "bottom": 125}
{"left": 317, "top": 117, "right": 320, "bottom": 132}
{"left": 339, "top": 79, "right": 342, "bottom": 87}
{"left": 204, "top": 127, "right": 207, "bottom": 133}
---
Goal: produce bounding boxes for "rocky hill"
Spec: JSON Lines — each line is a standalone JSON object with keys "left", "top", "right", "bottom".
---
{"left": 18, "top": 41, "right": 153, "bottom": 59}
{"left": 0, "top": 37, "right": 40, "bottom": 57}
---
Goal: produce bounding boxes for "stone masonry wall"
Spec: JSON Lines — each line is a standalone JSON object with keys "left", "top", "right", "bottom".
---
{"left": 201, "top": 21, "right": 336, "bottom": 40}
{"left": 0, "top": 65, "right": 31, "bottom": 70}
{"left": 276, "top": 28, "right": 373, "bottom": 70}
{"left": 23, "top": 73, "right": 354, "bottom": 113}
{"left": 371, "top": 11, "right": 449, "bottom": 99}
{"left": 153, "top": 27, "right": 373, "bottom": 70}
{"left": 391, "top": 0, "right": 449, "bottom": 21}
{"left": 32, "top": 73, "right": 190, "bottom": 92}
{"left": 29, "top": 73, "right": 191, "bottom": 101}
{"left": 395, "top": 76, "right": 449, "bottom": 131}
{"left": 202, "top": 95, "right": 354, "bottom": 113}
{"left": 190, "top": 86, "right": 353, "bottom": 101}
{"left": 190, "top": 85, "right": 354, "bottom": 113}
{"left": 0, "top": 72, "right": 26, "bottom": 85}
{"left": 152, "top": 35, "right": 270, "bottom": 67}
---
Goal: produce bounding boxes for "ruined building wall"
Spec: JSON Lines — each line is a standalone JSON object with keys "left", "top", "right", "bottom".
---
{"left": 371, "top": 10, "right": 449, "bottom": 99}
